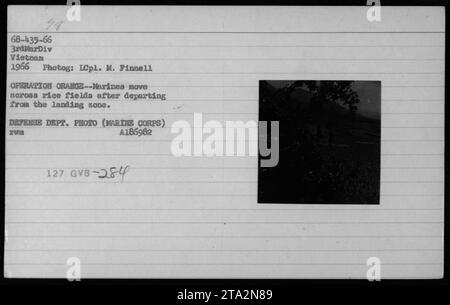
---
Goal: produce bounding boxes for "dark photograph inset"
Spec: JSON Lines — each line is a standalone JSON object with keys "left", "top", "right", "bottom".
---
{"left": 258, "top": 80, "right": 381, "bottom": 204}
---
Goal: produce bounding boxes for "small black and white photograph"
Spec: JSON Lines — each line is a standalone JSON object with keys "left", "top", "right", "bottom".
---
{"left": 258, "top": 80, "right": 381, "bottom": 204}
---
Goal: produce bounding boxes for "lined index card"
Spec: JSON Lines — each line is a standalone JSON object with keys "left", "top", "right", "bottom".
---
{"left": 4, "top": 6, "right": 445, "bottom": 279}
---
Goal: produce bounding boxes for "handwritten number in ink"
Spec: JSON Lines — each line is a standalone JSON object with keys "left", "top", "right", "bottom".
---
{"left": 94, "top": 165, "right": 130, "bottom": 182}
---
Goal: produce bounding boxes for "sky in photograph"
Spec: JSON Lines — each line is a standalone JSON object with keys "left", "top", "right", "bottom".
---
{"left": 267, "top": 80, "right": 381, "bottom": 119}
